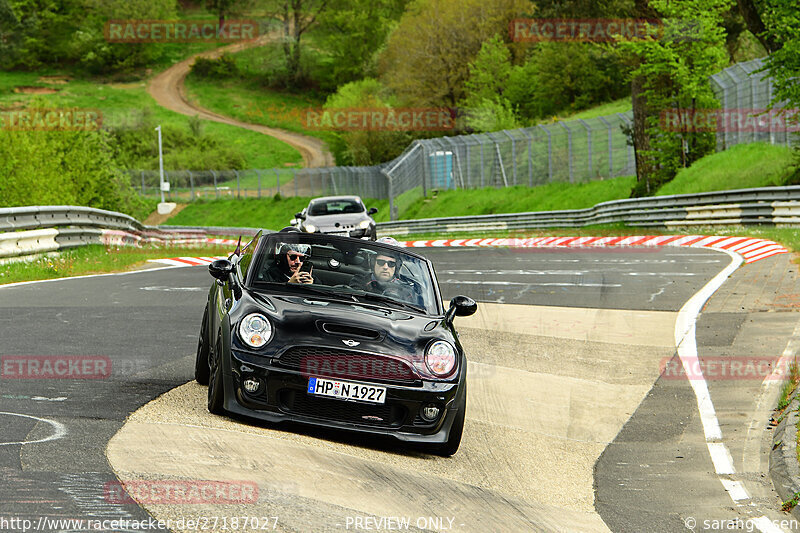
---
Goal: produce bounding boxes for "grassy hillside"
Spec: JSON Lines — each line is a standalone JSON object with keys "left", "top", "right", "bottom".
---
{"left": 656, "top": 143, "right": 797, "bottom": 195}
{"left": 0, "top": 72, "right": 301, "bottom": 171}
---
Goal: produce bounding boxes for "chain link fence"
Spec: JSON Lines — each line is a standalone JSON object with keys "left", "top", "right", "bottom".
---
{"left": 130, "top": 166, "right": 387, "bottom": 201}
{"left": 133, "top": 58, "right": 795, "bottom": 220}
{"left": 709, "top": 57, "right": 797, "bottom": 150}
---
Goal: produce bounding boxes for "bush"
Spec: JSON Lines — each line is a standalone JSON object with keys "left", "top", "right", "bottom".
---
{"left": 505, "top": 43, "right": 630, "bottom": 122}
{"left": 323, "top": 79, "right": 411, "bottom": 165}
{"left": 191, "top": 54, "right": 240, "bottom": 79}
{"left": 0, "top": 128, "right": 150, "bottom": 220}
{"left": 109, "top": 119, "right": 247, "bottom": 171}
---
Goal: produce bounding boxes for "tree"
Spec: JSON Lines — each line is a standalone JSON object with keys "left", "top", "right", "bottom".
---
{"left": 322, "top": 78, "right": 412, "bottom": 165}
{"left": 619, "top": 0, "right": 729, "bottom": 196}
{"left": 0, "top": 0, "right": 176, "bottom": 73}
{"left": 736, "top": 0, "right": 781, "bottom": 53}
{"left": 0, "top": 125, "right": 148, "bottom": 219}
{"left": 261, "top": 0, "right": 329, "bottom": 85}
{"left": 760, "top": 0, "right": 800, "bottom": 177}
{"left": 530, "top": 0, "right": 633, "bottom": 18}
{"left": 379, "top": 0, "right": 528, "bottom": 107}
{"left": 460, "top": 35, "right": 520, "bottom": 131}
{"left": 0, "top": 0, "right": 20, "bottom": 68}
{"left": 206, "top": 0, "right": 251, "bottom": 26}
{"left": 315, "top": 0, "right": 409, "bottom": 87}
{"left": 505, "top": 42, "right": 630, "bottom": 121}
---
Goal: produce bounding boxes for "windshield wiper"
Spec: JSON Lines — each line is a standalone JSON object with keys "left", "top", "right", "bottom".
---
{"left": 349, "top": 290, "right": 425, "bottom": 313}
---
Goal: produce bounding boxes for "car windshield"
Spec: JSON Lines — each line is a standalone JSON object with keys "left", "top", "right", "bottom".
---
{"left": 251, "top": 234, "right": 440, "bottom": 315}
{"left": 308, "top": 199, "right": 364, "bottom": 216}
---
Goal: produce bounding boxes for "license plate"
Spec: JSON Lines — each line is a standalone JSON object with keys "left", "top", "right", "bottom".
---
{"left": 307, "top": 377, "right": 386, "bottom": 404}
{"left": 327, "top": 231, "right": 348, "bottom": 236}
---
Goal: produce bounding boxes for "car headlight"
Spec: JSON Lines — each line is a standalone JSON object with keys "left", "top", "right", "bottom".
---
{"left": 238, "top": 313, "right": 272, "bottom": 348}
{"left": 304, "top": 224, "right": 317, "bottom": 233}
{"left": 358, "top": 220, "right": 372, "bottom": 229}
{"left": 425, "top": 341, "right": 456, "bottom": 377}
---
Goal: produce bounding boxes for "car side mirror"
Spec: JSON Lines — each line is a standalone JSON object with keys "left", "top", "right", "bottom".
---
{"left": 295, "top": 212, "right": 306, "bottom": 220}
{"left": 368, "top": 207, "right": 378, "bottom": 215}
{"left": 209, "top": 259, "right": 234, "bottom": 281}
{"left": 445, "top": 295, "right": 477, "bottom": 325}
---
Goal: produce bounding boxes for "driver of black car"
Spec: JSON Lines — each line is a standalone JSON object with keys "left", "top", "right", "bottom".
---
{"left": 349, "top": 249, "right": 415, "bottom": 301}
{"left": 264, "top": 243, "right": 314, "bottom": 284}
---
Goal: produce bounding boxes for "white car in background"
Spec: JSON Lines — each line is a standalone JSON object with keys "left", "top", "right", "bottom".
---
{"left": 292, "top": 196, "right": 378, "bottom": 240}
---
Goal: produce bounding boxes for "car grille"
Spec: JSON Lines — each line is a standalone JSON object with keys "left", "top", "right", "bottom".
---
{"left": 275, "top": 347, "right": 419, "bottom": 384}
{"left": 278, "top": 390, "right": 405, "bottom": 427}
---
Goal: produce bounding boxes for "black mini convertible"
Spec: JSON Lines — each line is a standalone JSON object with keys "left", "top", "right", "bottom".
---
{"left": 194, "top": 230, "right": 477, "bottom": 456}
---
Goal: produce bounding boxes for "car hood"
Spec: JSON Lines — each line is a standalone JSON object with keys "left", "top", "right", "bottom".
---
{"left": 236, "top": 291, "right": 457, "bottom": 379}
{"left": 305, "top": 212, "right": 370, "bottom": 229}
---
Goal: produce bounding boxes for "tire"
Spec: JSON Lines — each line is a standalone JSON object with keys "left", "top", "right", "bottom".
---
{"left": 194, "top": 308, "right": 210, "bottom": 385}
{"left": 207, "top": 336, "right": 225, "bottom": 415}
{"left": 370, "top": 227, "right": 377, "bottom": 241}
{"left": 433, "top": 382, "right": 466, "bottom": 457}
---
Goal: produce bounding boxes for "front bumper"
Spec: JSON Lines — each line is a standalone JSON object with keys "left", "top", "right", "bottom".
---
{"left": 221, "top": 349, "right": 464, "bottom": 444}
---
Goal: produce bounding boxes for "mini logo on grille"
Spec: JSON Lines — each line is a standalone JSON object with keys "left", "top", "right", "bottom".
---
{"left": 362, "top": 415, "right": 383, "bottom": 421}
{"left": 342, "top": 339, "right": 360, "bottom": 347}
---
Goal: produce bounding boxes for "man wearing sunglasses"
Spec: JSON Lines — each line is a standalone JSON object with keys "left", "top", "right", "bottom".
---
{"left": 349, "top": 250, "right": 415, "bottom": 303}
{"left": 264, "top": 243, "right": 314, "bottom": 284}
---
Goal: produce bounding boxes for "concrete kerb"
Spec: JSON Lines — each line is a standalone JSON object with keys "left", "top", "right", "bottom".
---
{"left": 771, "top": 389, "right": 800, "bottom": 520}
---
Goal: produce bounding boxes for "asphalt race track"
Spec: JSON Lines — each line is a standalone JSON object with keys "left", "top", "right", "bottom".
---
{"left": 0, "top": 246, "right": 797, "bottom": 532}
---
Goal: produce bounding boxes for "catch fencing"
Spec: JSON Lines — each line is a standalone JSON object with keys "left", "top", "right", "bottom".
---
{"left": 709, "top": 58, "right": 798, "bottom": 150}
{"left": 132, "top": 59, "right": 796, "bottom": 220}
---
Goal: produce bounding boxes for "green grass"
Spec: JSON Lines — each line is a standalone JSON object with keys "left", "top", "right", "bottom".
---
{"left": 183, "top": 63, "right": 340, "bottom": 157}
{"left": 393, "top": 177, "right": 637, "bottom": 221}
{"left": 0, "top": 243, "right": 232, "bottom": 285}
{"left": 0, "top": 74, "right": 300, "bottom": 170}
{"left": 657, "top": 143, "right": 798, "bottom": 196}
{"left": 553, "top": 98, "right": 632, "bottom": 121}
{"left": 165, "top": 196, "right": 315, "bottom": 229}
{"left": 161, "top": 176, "right": 636, "bottom": 230}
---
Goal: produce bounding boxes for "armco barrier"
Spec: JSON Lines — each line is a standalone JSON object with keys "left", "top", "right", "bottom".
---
{"left": 5, "top": 185, "right": 800, "bottom": 260}
{"left": 0, "top": 206, "right": 208, "bottom": 260}
{"left": 375, "top": 185, "right": 800, "bottom": 236}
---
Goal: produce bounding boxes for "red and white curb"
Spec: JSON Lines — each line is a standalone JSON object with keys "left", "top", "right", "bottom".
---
{"left": 149, "top": 234, "right": 790, "bottom": 267}
{"left": 395, "top": 235, "right": 790, "bottom": 264}
{"left": 148, "top": 256, "right": 228, "bottom": 267}
{"left": 207, "top": 238, "right": 239, "bottom": 246}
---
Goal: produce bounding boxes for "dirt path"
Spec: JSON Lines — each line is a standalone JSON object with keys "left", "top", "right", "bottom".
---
{"left": 147, "top": 32, "right": 334, "bottom": 169}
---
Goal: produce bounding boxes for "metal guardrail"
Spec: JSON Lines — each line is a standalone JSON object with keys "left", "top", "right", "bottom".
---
{"left": 374, "top": 186, "right": 800, "bottom": 236}
{"left": 0, "top": 206, "right": 208, "bottom": 260}
{"left": 5, "top": 185, "right": 800, "bottom": 259}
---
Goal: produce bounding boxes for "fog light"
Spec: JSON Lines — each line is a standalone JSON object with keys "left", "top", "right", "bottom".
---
{"left": 421, "top": 404, "right": 440, "bottom": 422}
{"left": 243, "top": 377, "right": 260, "bottom": 393}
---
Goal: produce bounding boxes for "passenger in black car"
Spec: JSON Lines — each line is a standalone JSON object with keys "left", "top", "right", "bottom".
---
{"left": 264, "top": 243, "right": 315, "bottom": 284}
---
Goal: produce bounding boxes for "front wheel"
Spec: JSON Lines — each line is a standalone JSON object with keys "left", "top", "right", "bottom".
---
{"left": 194, "top": 307, "right": 210, "bottom": 385}
{"left": 207, "top": 337, "right": 225, "bottom": 415}
{"left": 433, "top": 382, "right": 466, "bottom": 457}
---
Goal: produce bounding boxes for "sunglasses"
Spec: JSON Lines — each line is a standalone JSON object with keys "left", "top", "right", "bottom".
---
{"left": 375, "top": 259, "right": 396, "bottom": 268}
{"left": 287, "top": 253, "right": 306, "bottom": 261}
